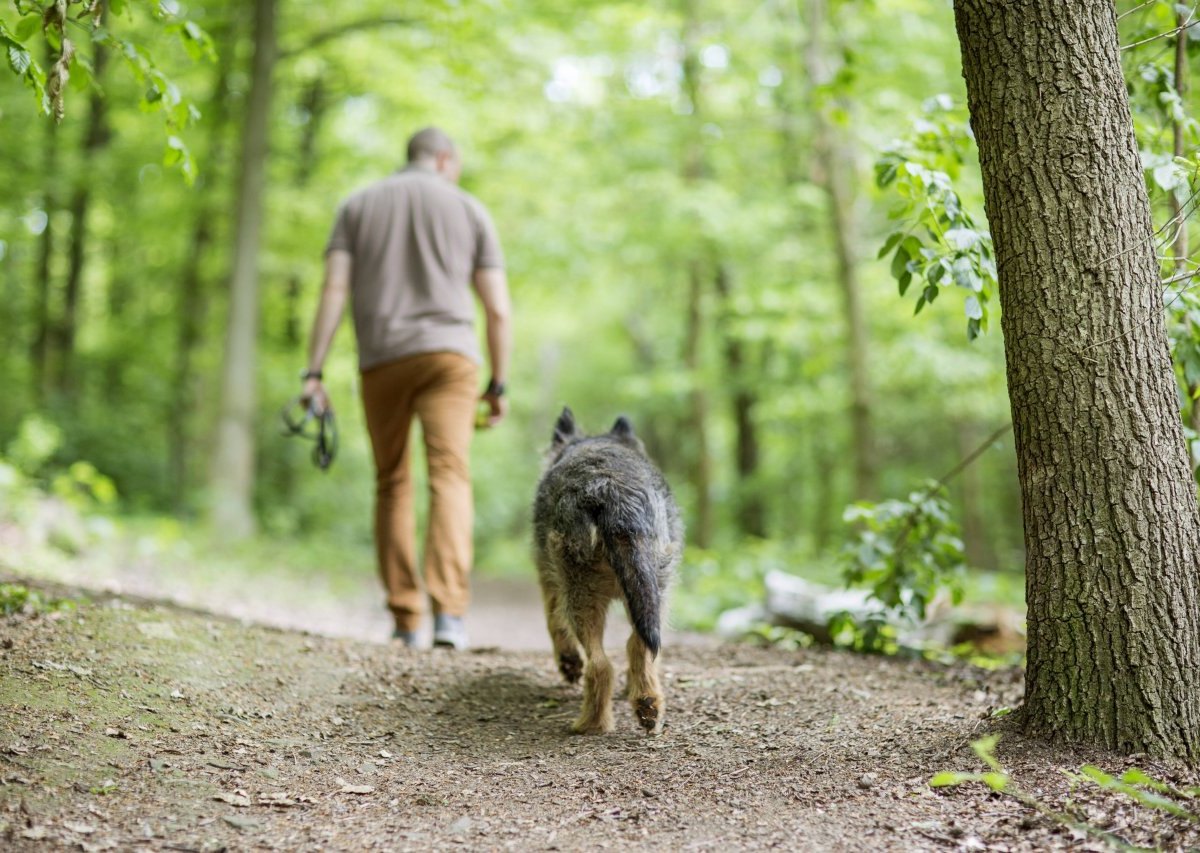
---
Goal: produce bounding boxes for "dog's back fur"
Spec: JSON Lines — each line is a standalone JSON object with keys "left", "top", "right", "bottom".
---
{"left": 533, "top": 408, "right": 683, "bottom": 734}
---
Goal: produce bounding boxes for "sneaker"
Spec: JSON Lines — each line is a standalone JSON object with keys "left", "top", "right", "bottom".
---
{"left": 432, "top": 614, "right": 468, "bottom": 650}
{"left": 391, "top": 628, "right": 419, "bottom": 648}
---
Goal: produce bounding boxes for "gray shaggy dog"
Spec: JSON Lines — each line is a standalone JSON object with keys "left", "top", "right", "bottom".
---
{"left": 532, "top": 407, "right": 684, "bottom": 734}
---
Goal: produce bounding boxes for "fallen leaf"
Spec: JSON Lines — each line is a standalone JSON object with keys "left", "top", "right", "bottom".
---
{"left": 62, "top": 821, "right": 96, "bottom": 834}
{"left": 170, "top": 689, "right": 185, "bottom": 700}
{"left": 222, "top": 815, "right": 261, "bottom": 830}
{"left": 19, "top": 826, "right": 48, "bottom": 840}
{"left": 103, "top": 728, "right": 127, "bottom": 739}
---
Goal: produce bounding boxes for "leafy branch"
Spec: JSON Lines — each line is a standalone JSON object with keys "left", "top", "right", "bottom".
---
{"left": 875, "top": 95, "right": 996, "bottom": 340}
{"left": 3, "top": 0, "right": 213, "bottom": 182}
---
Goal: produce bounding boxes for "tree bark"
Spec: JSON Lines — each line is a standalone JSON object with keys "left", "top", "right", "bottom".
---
{"left": 804, "top": 0, "right": 875, "bottom": 501}
{"left": 954, "top": 0, "right": 1200, "bottom": 761}
{"left": 209, "top": 0, "right": 278, "bottom": 538}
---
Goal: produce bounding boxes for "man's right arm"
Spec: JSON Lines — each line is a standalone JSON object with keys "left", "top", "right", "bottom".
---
{"left": 301, "top": 249, "right": 353, "bottom": 413}
{"left": 472, "top": 266, "right": 512, "bottom": 426}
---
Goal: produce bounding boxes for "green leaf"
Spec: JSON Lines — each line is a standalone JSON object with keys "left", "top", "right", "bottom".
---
{"left": 877, "top": 231, "right": 904, "bottom": 260}
{"left": 110, "top": 0, "right": 128, "bottom": 15}
{"left": 971, "top": 734, "right": 1003, "bottom": 771}
{"left": 6, "top": 40, "right": 32, "bottom": 76}
{"left": 944, "top": 227, "right": 979, "bottom": 250}
{"left": 890, "top": 245, "right": 909, "bottom": 280}
{"left": 964, "top": 294, "right": 983, "bottom": 320}
{"left": 15, "top": 15, "right": 40, "bottom": 42}
{"left": 929, "top": 772, "right": 969, "bottom": 788}
{"left": 981, "top": 772, "right": 1009, "bottom": 792}
{"left": 898, "top": 270, "right": 912, "bottom": 296}
{"left": 951, "top": 256, "right": 979, "bottom": 291}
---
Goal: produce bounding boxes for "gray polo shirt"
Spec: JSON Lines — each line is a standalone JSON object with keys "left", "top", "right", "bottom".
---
{"left": 326, "top": 165, "right": 505, "bottom": 371}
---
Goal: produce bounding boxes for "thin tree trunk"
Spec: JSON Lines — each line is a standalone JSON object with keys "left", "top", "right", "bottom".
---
{"left": 811, "top": 440, "right": 836, "bottom": 553}
{"left": 954, "top": 0, "right": 1200, "bottom": 761}
{"left": 679, "top": 0, "right": 714, "bottom": 548}
{"left": 715, "top": 265, "right": 766, "bottom": 537}
{"left": 684, "top": 260, "right": 713, "bottom": 548}
{"left": 169, "top": 34, "right": 237, "bottom": 512}
{"left": 804, "top": 0, "right": 875, "bottom": 501}
{"left": 209, "top": 0, "right": 278, "bottom": 538}
{"left": 31, "top": 41, "right": 58, "bottom": 404}
{"left": 55, "top": 16, "right": 110, "bottom": 397}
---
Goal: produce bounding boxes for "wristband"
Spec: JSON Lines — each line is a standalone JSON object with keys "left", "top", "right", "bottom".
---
{"left": 485, "top": 379, "right": 506, "bottom": 397}
{"left": 301, "top": 369, "right": 323, "bottom": 381}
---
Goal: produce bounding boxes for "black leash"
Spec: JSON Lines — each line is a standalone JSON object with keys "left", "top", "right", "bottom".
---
{"left": 280, "top": 397, "right": 338, "bottom": 471}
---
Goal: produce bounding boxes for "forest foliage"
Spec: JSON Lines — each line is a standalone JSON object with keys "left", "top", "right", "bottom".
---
{"left": 2, "top": 0, "right": 1198, "bottom": 630}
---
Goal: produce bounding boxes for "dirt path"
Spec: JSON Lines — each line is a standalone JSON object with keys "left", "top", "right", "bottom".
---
{"left": 2, "top": 582, "right": 1198, "bottom": 851}
{"left": 0, "top": 514, "right": 662, "bottom": 651}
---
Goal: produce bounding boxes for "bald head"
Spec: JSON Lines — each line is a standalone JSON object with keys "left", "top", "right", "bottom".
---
{"left": 406, "top": 127, "right": 462, "bottom": 183}
{"left": 407, "top": 127, "right": 456, "bottom": 162}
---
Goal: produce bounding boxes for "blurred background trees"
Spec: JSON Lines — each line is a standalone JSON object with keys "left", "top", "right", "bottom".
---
{"left": 2, "top": 0, "right": 1197, "bottom": 633}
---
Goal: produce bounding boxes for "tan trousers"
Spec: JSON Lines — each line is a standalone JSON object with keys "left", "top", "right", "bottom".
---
{"left": 361, "top": 352, "right": 478, "bottom": 632}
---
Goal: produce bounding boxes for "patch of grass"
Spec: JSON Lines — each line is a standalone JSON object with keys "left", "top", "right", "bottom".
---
{"left": 0, "top": 582, "right": 77, "bottom": 616}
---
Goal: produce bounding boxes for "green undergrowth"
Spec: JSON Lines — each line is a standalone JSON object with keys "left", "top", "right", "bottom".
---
{"left": 931, "top": 735, "right": 1200, "bottom": 851}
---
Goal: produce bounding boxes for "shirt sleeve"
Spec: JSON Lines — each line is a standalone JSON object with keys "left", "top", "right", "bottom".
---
{"left": 471, "top": 201, "right": 505, "bottom": 270}
{"left": 325, "top": 202, "right": 353, "bottom": 255}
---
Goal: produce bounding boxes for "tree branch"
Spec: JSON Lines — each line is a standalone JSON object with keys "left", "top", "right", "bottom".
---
{"left": 278, "top": 16, "right": 415, "bottom": 61}
{"left": 1121, "top": 17, "right": 1200, "bottom": 52}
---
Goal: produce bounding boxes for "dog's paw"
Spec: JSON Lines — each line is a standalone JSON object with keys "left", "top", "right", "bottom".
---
{"left": 558, "top": 652, "right": 583, "bottom": 684}
{"left": 570, "top": 714, "right": 614, "bottom": 736}
{"left": 633, "top": 694, "right": 664, "bottom": 734}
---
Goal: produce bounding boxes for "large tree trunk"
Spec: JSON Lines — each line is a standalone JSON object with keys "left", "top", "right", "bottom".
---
{"left": 804, "top": 0, "right": 875, "bottom": 501}
{"left": 954, "top": 0, "right": 1200, "bottom": 761}
{"left": 209, "top": 0, "right": 278, "bottom": 538}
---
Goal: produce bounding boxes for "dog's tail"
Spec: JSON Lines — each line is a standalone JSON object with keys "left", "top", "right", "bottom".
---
{"left": 591, "top": 494, "right": 662, "bottom": 657}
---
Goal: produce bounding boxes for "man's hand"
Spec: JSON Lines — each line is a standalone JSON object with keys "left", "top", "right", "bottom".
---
{"left": 302, "top": 377, "right": 331, "bottom": 415}
{"left": 479, "top": 389, "right": 508, "bottom": 428}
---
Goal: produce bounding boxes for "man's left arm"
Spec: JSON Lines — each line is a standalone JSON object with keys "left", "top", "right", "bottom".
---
{"left": 301, "top": 248, "right": 352, "bottom": 412}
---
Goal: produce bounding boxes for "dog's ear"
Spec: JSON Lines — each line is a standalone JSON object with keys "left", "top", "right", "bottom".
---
{"left": 610, "top": 416, "right": 635, "bottom": 439}
{"left": 553, "top": 407, "right": 577, "bottom": 446}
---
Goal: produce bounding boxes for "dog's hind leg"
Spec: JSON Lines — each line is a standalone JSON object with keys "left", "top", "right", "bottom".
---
{"left": 566, "top": 591, "right": 614, "bottom": 734}
{"left": 536, "top": 552, "right": 582, "bottom": 683}
{"left": 626, "top": 631, "right": 665, "bottom": 734}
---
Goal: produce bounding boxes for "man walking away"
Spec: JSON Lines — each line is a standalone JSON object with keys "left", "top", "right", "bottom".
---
{"left": 301, "top": 127, "right": 512, "bottom": 650}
